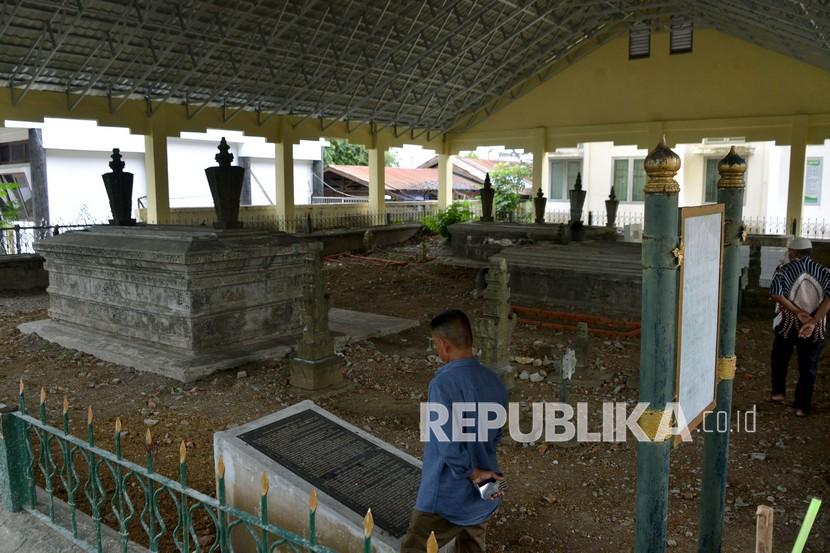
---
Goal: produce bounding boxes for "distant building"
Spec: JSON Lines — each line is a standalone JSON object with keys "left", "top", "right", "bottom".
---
{"left": 322, "top": 165, "right": 480, "bottom": 201}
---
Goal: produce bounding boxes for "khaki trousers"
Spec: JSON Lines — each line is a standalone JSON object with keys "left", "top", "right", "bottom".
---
{"left": 399, "top": 511, "right": 487, "bottom": 553}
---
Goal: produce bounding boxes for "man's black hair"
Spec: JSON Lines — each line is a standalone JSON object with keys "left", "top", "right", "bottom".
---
{"left": 430, "top": 309, "right": 473, "bottom": 348}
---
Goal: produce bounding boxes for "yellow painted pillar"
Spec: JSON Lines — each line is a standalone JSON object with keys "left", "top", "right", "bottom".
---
{"left": 437, "top": 153, "right": 454, "bottom": 209}
{"left": 143, "top": 129, "right": 170, "bottom": 224}
{"left": 532, "top": 150, "right": 549, "bottom": 196}
{"left": 786, "top": 116, "right": 808, "bottom": 236}
{"left": 368, "top": 140, "right": 386, "bottom": 216}
{"left": 275, "top": 138, "right": 296, "bottom": 231}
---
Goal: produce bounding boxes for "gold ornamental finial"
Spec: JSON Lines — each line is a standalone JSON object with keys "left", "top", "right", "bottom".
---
{"left": 427, "top": 532, "right": 438, "bottom": 553}
{"left": 217, "top": 457, "right": 226, "bottom": 478}
{"left": 364, "top": 509, "right": 374, "bottom": 538}
{"left": 19, "top": 378, "right": 24, "bottom": 395}
{"left": 260, "top": 472, "right": 270, "bottom": 496}
{"left": 717, "top": 146, "right": 747, "bottom": 189}
{"left": 63, "top": 396, "right": 69, "bottom": 415}
{"left": 115, "top": 417, "right": 122, "bottom": 433}
{"left": 87, "top": 406, "right": 94, "bottom": 425}
{"left": 309, "top": 488, "right": 318, "bottom": 512}
{"left": 145, "top": 427, "right": 152, "bottom": 447}
{"left": 179, "top": 441, "right": 187, "bottom": 465}
{"left": 643, "top": 137, "right": 681, "bottom": 194}
{"left": 40, "top": 387, "right": 46, "bottom": 404}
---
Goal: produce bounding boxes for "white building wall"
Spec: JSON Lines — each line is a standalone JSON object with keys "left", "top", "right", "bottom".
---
{"left": 804, "top": 141, "right": 830, "bottom": 222}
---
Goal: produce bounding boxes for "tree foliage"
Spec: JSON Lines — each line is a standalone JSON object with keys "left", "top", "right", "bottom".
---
{"left": 490, "top": 162, "right": 530, "bottom": 220}
{"left": 0, "top": 182, "right": 20, "bottom": 223}
{"left": 423, "top": 201, "right": 475, "bottom": 238}
{"left": 323, "top": 139, "right": 398, "bottom": 167}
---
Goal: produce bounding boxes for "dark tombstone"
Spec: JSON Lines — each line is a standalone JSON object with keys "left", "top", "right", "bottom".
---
{"left": 568, "top": 172, "right": 587, "bottom": 240}
{"left": 533, "top": 188, "right": 547, "bottom": 224}
{"left": 204, "top": 137, "right": 245, "bottom": 229}
{"left": 605, "top": 185, "right": 620, "bottom": 228}
{"left": 101, "top": 148, "right": 136, "bottom": 226}
{"left": 480, "top": 173, "right": 495, "bottom": 222}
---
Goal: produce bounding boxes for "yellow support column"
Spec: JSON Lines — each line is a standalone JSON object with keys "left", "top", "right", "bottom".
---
{"left": 275, "top": 138, "right": 295, "bottom": 231}
{"left": 368, "top": 139, "right": 386, "bottom": 219}
{"left": 143, "top": 129, "right": 170, "bottom": 224}
{"left": 786, "top": 116, "right": 808, "bottom": 236}
{"left": 437, "top": 153, "right": 454, "bottom": 209}
{"left": 531, "top": 128, "right": 549, "bottom": 196}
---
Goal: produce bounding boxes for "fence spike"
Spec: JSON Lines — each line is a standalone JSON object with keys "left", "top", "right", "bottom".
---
{"left": 87, "top": 406, "right": 93, "bottom": 425}
{"left": 179, "top": 440, "right": 187, "bottom": 465}
{"left": 115, "top": 417, "right": 121, "bottom": 434}
{"left": 40, "top": 386, "right": 46, "bottom": 405}
{"left": 427, "top": 531, "right": 438, "bottom": 553}
{"left": 63, "top": 396, "right": 69, "bottom": 415}
{"left": 217, "top": 457, "right": 226, "bottom": 478}
{"left": 309, "top": 488, "right": 318, "bottom": 512}
{"left": 145, "top": 427, "right": 152, "bottom": 447}
{"left": 19, "top": 378, "right": 24, "bottom": 396}
{"left": 260, "top": 472, "right": 269, "bottom": 496}
{"left": 364, "top": 508, "right": 374, "bottom": 538}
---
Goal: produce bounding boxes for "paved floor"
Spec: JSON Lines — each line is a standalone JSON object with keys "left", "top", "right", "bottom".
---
{"left": 0, "top": 508, "right": 80, "bottom": 553}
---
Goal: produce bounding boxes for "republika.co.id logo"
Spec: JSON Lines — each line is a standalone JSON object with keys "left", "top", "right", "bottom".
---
{"left": 419, "top": 402, "right": 757, "bottom": 443}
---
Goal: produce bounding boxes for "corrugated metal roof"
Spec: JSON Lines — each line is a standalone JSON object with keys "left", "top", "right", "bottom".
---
{"left": 1, "top": 1, "right": 826, "bottom": 132}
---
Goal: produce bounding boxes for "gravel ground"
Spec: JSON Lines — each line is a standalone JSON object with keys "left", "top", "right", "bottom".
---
{"left": 0, "top": 237, "right": 827, "bottom": 552}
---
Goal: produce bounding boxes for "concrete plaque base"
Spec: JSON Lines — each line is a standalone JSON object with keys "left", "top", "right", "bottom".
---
{"left": 214, "top": 401, "right": 422, "bottom": 553}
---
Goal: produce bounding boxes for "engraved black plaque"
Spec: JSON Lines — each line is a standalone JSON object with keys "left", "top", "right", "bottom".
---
{"left": 239, "top": 409, "right": 420, "bottom": 538}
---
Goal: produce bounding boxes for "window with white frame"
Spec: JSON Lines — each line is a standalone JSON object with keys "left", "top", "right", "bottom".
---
{"left": 612, "top": 158, "right": 646, "bottom": 202}
{"left": 549, "top": 158, "right": 583, "bottom": 200}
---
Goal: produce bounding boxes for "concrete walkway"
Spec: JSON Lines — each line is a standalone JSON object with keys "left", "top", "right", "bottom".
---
{"left": 0, "top": 508, "right": 80, "bottom": 553}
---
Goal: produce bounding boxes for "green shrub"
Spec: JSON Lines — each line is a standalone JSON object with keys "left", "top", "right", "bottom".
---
{"left": 423, "top": 201, "right": 475, "bottom": 238}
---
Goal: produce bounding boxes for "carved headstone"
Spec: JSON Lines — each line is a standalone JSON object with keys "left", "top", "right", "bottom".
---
{"left": 101, "top": 148, "right": 136, "bottom": 226}
{"left": 533, "top": 188, "right": 547, "bottom": 224}
{"left": 479, "top": 173, "right": 495, "bottom": 222}
{"left": 290, "top": 246, "right": 343, "bottom": 390}
{"left": 474, "top": 257, "right": 517, "bottom": 388}
{"left": 605, "top": 185, "right": 620, "bottom": 228}
{"left": 204, "top": 137, "right": 245, "bottom": 229}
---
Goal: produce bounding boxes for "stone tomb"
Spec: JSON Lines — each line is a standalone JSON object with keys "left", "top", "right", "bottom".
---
{"left": 20, "top": 225, "right": 310, "bottom": 382}
{"left": 215, "top": 401, "right": 421, "bottom": 553}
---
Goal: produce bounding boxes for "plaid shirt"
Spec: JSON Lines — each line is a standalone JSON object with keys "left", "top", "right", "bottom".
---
{"left": 769, "top": 255, "right": 830, "bottom": 341}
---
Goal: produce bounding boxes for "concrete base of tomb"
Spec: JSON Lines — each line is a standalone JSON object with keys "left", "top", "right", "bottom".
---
{"left": 18, "top": 318, "right": 295, "bottom": 382}
{"left": 29, "top": 224, "right": 310, "bottom": 381}
{"left": 289, "top": 355, "right": 344, "bottom": 390}
{"left": 447, "top": 221, "right": 618, "bottom": 262}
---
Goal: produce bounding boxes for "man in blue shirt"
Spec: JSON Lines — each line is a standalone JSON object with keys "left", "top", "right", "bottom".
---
{"left": 400, "top": 310, "right": 508, "bottom": 553}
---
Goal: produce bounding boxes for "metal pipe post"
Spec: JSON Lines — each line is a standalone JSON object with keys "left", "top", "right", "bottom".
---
{"left": 698, "top": 147, "right": 746, "bottom": 553}
{"left": 634, "top": 139, "right": 681, "bottom": 553}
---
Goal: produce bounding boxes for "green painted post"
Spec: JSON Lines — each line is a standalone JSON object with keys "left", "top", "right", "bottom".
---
{"left": 179, "top": 442, "right": 190, "bottom": 553}
{"left": 115, "top": 419, "right": 128, "bottom": 553}
{"left": 217, "top": 458, "right": 228, "bottom": 552}
{"left": 260, "top": 473, "right": 269, "bottom": 553}
{"left": 0, "top": 405, "right": 33, "bottom": 512}
{"left": 62, "top": 398, "right": 78, "bottom": 539}
{"left": 698, "top": 147, "right": 746, "bottom": 553}
{"left": 309, "top": 488, "right": 318, "bottom": 545}
{"left": 634, "top": 139, "right": 681, "bottom": 553}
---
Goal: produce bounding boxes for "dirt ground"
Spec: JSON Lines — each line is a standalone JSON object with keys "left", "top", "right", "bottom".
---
{"left": 0, "top": 235, "right": 828, "bottom": 553}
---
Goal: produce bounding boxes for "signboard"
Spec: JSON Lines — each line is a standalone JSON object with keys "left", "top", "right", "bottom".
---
{"left": 804, "top": 157, "right": 822, "bottom": 206}
{"left": 675, "top": 204, "right": 724, "bottom": 437}
{"left": 239, "top": 408, "right": 420, "bottom": 538}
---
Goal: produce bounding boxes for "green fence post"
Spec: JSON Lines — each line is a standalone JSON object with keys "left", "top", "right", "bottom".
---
{"left": 363, "top": 509, "right": 373, "bottom": 553}
{"left": 698, "top": 147, "right": 747, "bottom": 553}
{"left": 0, "top": 405, "right": 33, "bottom": 512}
{"left": 634, "top": 139, "right": 681, "bottom": 553}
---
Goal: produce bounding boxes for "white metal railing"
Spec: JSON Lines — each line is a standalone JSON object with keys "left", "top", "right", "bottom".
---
{"left": 310, "top": 196, "right": 368, "bottom": 204}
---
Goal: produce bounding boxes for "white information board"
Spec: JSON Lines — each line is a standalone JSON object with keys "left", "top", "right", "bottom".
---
{"left": 676, "top": 204, "right": 724, "bottom": 437}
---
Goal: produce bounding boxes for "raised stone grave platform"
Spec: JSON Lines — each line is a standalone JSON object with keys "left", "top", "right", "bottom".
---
{"left": 22, "top": 225, "right": 310, "bottom": 381}
{"left": 215, "top": 401, "right": 422, "bottom": 553}
{"left": 497, "top": 241, "right": 643, "bottom": 315}
{"left": 447, "top": 221, "right": 618, "bottom": 262}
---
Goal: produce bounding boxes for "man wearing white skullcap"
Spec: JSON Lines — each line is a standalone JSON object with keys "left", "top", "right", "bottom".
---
{"left": 768, "top": 237, "right": 830, "bottom": 416}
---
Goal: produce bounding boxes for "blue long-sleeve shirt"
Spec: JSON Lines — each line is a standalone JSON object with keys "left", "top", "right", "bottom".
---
{"left": 414, "top": 357, "right": 507, "bottom": 526}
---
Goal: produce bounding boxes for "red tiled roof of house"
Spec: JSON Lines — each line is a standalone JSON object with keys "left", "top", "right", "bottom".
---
{"left": 325, "top": 165, "right": 481, "bottom": 191}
